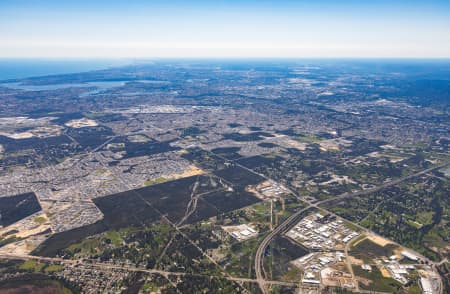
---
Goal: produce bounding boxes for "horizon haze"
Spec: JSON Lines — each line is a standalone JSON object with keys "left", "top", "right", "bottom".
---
{"left": 1, "top": 0, "right": 450, "bottom": 58}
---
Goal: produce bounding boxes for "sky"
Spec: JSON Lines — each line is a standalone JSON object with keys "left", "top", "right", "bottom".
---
{"left": 1, "top": 0, "right": 450, "bottom": 58}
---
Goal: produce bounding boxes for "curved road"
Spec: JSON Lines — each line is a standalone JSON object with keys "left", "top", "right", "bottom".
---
{"left": 254, "top": 206, "right": 313, "bottom": 294}
{"left": 254, "top": 161, "right": 449, "bottom": 294}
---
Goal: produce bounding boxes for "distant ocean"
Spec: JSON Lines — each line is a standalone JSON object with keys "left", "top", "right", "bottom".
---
{"left": 0, "top": 59, "right": 131, "bottom": 80}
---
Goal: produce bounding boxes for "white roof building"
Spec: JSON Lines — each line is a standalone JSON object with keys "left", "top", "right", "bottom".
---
{"left": 401, "top": 250, "right": 419, "bottom": 261}
{"left": 420, "top": 277, "right": 433, "bottom": 294}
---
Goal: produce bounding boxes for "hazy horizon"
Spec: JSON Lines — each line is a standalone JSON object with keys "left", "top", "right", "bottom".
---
{"left": 1, "top": 0, "right": 450, "bottom": 58}
{"left": 2, "top": 57, "right": 450, "bottom": 81}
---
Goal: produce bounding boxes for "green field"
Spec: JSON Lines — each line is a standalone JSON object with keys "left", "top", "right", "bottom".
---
{"left": 19, "top": 260, "right": 46, "bottom": 272}
{"left": 350, "top": 238, "right": 399, "bottom": 263}
{"left": 144, "top": 177, "right": 169, "bottom": 186}
{"left": 353, "top": 265, "right": 402, "bottom": 292}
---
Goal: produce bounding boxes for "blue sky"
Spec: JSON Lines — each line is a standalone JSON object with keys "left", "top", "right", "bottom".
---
{"left": 1, "top": 0, "right": 449, "bottom": 58}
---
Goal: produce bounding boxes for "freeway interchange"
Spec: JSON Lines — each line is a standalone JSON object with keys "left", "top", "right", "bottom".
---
{"left": 253, "top": 161, "right": 449, "bottom": 294}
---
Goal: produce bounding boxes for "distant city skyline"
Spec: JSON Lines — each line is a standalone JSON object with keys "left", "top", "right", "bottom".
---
{"left": 1, "top": 0, "right": 450, "bottom": 58}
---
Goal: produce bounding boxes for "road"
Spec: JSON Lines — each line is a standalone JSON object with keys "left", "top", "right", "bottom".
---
{"left": 252, "top": 160, "right": 450, "bottom": 294}
{"left": 140, "top": 126, "right": 449, "bottom": 293}
{"left": 315, "top": 160, "right": 450, "bottom": 206}
{"left": 177, "top": 176, "right": 200, "bottom": 226}
{"left": 0, "top": 253, "right": 297, "bottom": 288}
{"left": 344, "top": 236, "right": 360, "bottom": 292}
{"left": 254, "top": 206, "right": 313, "bottom": 294}
{"left": 3, "top": 131, "right": 448, "bottom": 293}
{"left": 50, "top": 132, "right": 254, "bottom": 293}
{"left": 92, "top": 150, "right": 248, "bottom": 291}
{"left": 96, "top": 146, "right": 448, "bottom": 294}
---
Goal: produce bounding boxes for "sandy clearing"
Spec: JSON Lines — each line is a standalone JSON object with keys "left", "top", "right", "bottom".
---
{"left": 367, "top": 234, "right": 392, "bottom": 247}
{"left": 170, "top": 165, "right": 205, "bottom": 179}
{"left": 65, "top": 118, "right": 98, "bottom": 128}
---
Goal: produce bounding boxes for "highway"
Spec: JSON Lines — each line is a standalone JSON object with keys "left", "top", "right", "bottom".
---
{"left": 315, "top": 160, "right": 450, "bottom": 206}
{"left": 252, "top": 160, "right": 450, "bottom": 294}
{"left": 344, "top": 236, "right": 360, "bottom": 292}
{"left": 1, "top": 138, "right": 447, "bottom": 294}
{"left": 0, "top": 253, "right": 297, "bottom": 288}
{"left": 254, "top": 205, "right": 313, "bottom": 293}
